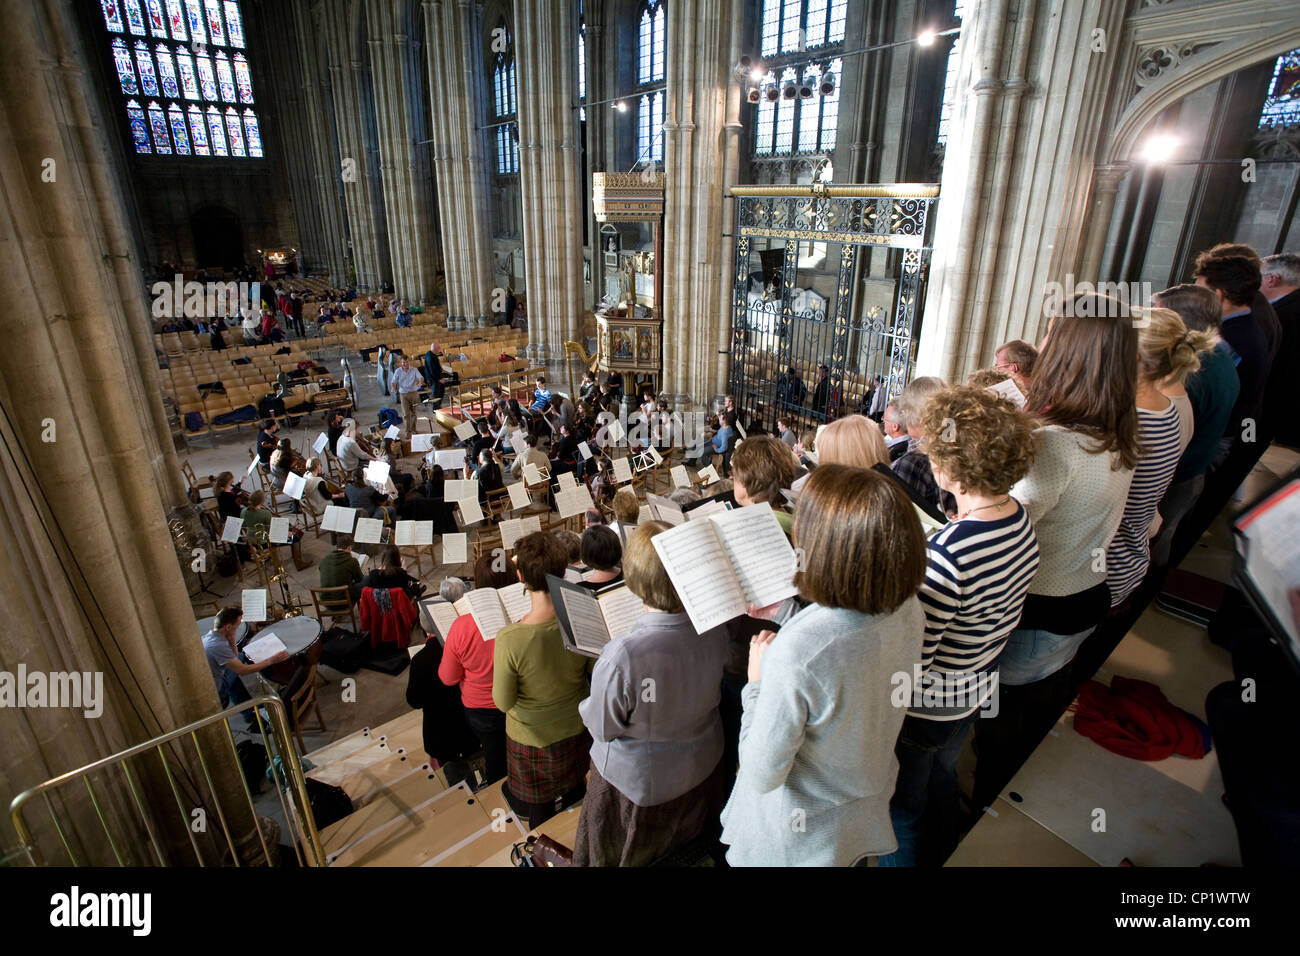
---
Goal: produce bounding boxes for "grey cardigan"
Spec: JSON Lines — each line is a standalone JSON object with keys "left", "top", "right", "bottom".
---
{"left": 720, "top": 599, "right": 925, "bottom": 866}
{"left": 579, "top": 611, "right": 728, "bottom": 807}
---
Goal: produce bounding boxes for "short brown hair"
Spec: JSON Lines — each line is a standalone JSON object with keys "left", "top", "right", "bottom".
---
{"left": 966, "top": 367, "right": 1012, "bottom": 388}
{"left": 623, "top": 521, "right": 683, "bottom": 613}
{"left": 729, "top": 435, "right": 797, "bottom": 504}
{"left": 247, "top": 489, "right": 266, "bottom": 508}
{"left": 793, "top": 465, "right": 926, "bottom": 614}
{"left": 920, "top": 385, "right": 1035, "bottom": 496}
{"left": 612, "top": 487, "right": 640, "bottom": 523}
{"left": 514, "top": 531, "right": 569, "bottom": 591}
{"left": 215, "top": 606, "right": 243, "bottom": 630}
{"left": 551, "top": 529, "right": 582, "bottom": 564}
{"left": 1153, "top": 283, "right": 1222, "bottom": 334}
{"left": 581, "top": 525, "right": 622, "bottom": 571}
{"left": 995, "top": 339, "right": 1037, "bottom": 376}
{"left": 1193, "top": 253, "right": 1261, "bottom": 307}
{"left": 474, "top": 552, "right": 515, "bottom": 590}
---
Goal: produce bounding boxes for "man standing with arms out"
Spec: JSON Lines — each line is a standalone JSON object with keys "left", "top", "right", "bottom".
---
{"left": 391, "top": 354, "right": 427, "bottom": 439}
{"left": 202, "top": 607, "right": 288, "bottom": 726}
{"left": 994, "top": 339, "right": 1037, "bottom": 395}
{"left": 882, "top": 402, "right": 910, "bottom": 462}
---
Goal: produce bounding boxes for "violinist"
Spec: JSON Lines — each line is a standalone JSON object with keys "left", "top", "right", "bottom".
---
{"left": 215, "top": 471, "right": 249, "bottom": 522}
{"left": 301, "top": 457, "right": 342, "bottom": 519}
{"left": 268, "top": 438, "right": 297, "bottom": 491}
{"left": 255, "top": 418, "right": 280, "bottom": 466}
{"left": 336, "top": 418, "right": 373, "bottom": 472}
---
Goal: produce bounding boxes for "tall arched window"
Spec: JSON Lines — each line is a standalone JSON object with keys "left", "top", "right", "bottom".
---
{"left": 752, "top": 0, "right": 844, "bottom": 157}
{"left": 637, "top": 0, "right": 665, "bottom": 163}
{"left": 1258, "top": 47, "right": 1300, "bottom": 129}
{"left": 492, "top": 19, "right": 519, "bottom": 175}
{"left": 936, "top": 1, "right": 966, "bottom": 146}
{"left": 578, "top": 14, "right": 587, "bottom": 122}
{"left": 101, "top": 0, "right": 260, "bottom": 157}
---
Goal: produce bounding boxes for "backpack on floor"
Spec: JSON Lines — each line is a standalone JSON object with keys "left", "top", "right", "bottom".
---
{"left": 305, "top": 777, "right": 354, "bottom": 831}
{"left": 320, "top": 626, "right": 368, "bottom": 674}
{"left": 235, "top": 740, "right": 268, "bottom": 795}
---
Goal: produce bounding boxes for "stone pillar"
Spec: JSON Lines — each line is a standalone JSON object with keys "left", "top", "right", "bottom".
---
{"left": 367, "top": 0, "right": 440, "bottom": 305}
{"left": 662, "top": 0, "right": 741, "bottom": 403}
{"left": 916, "top": 0, "right": 1132, "bottom": 381}
{"left": 425, "top": 0, "right": 494, "bottom": 326}
{"left": 0, "top": 0, "right": 260, "bottom": 864}
{"left": 324, "top": 4, "right": 392, "bottom": 291}
{"left": 513, "top": 0, "right": 584, "bottom": 358}
{"left": 1078, "top": 163, "right": 1131, "bottom": 281}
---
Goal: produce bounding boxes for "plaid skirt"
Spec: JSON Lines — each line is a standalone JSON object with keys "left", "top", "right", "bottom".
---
{"left": 506, "top": 730, "right": 592, "bottom": 806}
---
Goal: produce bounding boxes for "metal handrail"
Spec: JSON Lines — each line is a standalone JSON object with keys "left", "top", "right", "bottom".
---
{"left": 9, "top": 694, "right": 326, "bottom": 868}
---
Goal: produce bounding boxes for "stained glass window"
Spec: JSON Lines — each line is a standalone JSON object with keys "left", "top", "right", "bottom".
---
{"left": 1258, "top": 47, "right": 1300, "bottom": 129}
{"left": 491, "top": 20, "right": 519, "bottom": 175}
{"left": 126, "top": 99, "right": 151, "bottom": 152}
{"left": 103, "top": 1, "right": 125, "bottom": 33}
{"left": 155, "top": 44, "right": 180, "bottom": 98}
{"left": 187, "top": 104, "right": 210, "bottom": 154}
{"left": 105, "top": 0, "right": 261, "bottom": 158}
{"left": 112, "top": 38, "right": 138, "bottom": 95}
{"left": 124, "top": 0, "right": 147, "bottom": 36}
{"left": 147, "top": 101, "right": 172, "bottom": 153}
{"left": 168, "top": 103, "right": 191, "bottom": 153}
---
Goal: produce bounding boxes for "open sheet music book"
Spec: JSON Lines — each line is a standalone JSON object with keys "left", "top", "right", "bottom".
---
{"left": 651, "top": 502, "right": 798, "bottom": 633}
{"left": 546, "top": 576, "right": 647, "bottom": 658}
{"left": 418, "top": 597, "right": 461, "bottom": 643}
{"left": 242, "top": 633, "right": 287, "bottom": 663}
{"left": 1234, "top": 472, "right": 1300, "bottom": 663}
{"left": 646, "top": 492, "right": 684, "bottom": 526}
{"left": 452, "top": 582, "right": 533, "bottom": 641}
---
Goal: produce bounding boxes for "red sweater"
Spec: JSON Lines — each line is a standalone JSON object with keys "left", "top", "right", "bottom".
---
{"left": 359, "top": 587, "right": 418, "bottom": 649}
{"left": 437, "top": 614, "right": 497, "bottom": 710}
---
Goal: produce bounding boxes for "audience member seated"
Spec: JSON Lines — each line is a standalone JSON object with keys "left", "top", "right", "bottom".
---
{"left": 360, "top": 544, "right": 425, "bottom": 602}
{"left": 693, "top": 410, "right": 737, "bottom": 468}
{"left": 438, "top": 560, "right": 517, "bottom": 785}
{"left": 320, "top": 533, "right": 364, "bottom": 604}
{"left": 574, "top": 522, "right": 731, "bottom": 866}
{"left": 720, "top": 465, "right": 926, "bottom": 865}
{"left": 880, "top": 384, "right": 1039, "bottom": 868}
{"left": 493, "top": 532, "right": 592, "bottom": 827}
{"left": 345, "top": 467, "right": 393, "bottom": 522}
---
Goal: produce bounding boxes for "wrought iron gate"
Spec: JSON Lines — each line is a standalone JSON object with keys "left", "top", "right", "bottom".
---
{"left": 727, "top": 183, "right": 938, "bottom": 436}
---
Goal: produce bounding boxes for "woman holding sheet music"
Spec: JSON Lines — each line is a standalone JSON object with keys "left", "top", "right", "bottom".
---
{"left": 719, "top": 465, "right": 927, "bottom": 866}
{"left": 574, "top": 522, "right": 730, "bottom": 866}
{"left": 492, "top": 532, "right": 592, "bottom": 828}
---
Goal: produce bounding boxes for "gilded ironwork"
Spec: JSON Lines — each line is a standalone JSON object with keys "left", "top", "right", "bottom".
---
{"left": 728, "top": 184, "right": 937, "bottom": 434}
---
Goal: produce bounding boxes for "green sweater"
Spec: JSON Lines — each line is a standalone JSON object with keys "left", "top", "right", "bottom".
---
{"left": 319, "top": 549, "right": 362, "bottom": 591}
{"left": 492, "top": 618, "right": 590, "bottom": 748}
{"left": 240, "top": 506, "right": 272, "bottom": 544}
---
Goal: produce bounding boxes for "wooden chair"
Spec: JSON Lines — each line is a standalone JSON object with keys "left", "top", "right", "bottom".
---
{"left": 310, "top": 586, "right": 358, "bottom": 634}
{"left": 181, "top": 459, "right": 215, "bottom": 499}
{"left": 285, "top": 643, "right": 326, "bottom": 753}
{"left": 483, "top": 486, "right": 512, "bottom": 522}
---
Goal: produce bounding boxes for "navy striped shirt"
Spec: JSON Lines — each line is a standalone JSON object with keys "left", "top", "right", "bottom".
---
{"left": 1107, "top": 401, "right": 1186, "bottom": 606}
{"left": 912, "top": 502, "right": 1040, "bottom": 720}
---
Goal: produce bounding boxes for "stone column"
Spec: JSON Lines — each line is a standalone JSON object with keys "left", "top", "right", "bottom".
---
{"left": 512, "top": 0, "right": 584, "bottom": 359}
{"left": 0, "top": 0, "right": 262, "bottom": 864}
{"left": 425, "top": 0, "right": 494, "bottom": 326}
{"left": 367, "top": 0, "right": 440, "bottom": 305}
{"left": 662, "top": 0, "right": 740, "bottom": 402}
{"left": 1078, "top": 163, "right": 1131, "bottom": 281}
{"left": 916, "top": 0, "right": 1132, "bottom": 381}
{"left": 324, "top": 4, "right": 392, "bottom": 291}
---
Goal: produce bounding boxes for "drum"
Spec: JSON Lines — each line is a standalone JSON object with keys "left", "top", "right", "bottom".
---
{"left": 254, "top": 616, "right": 323, "bottom": 683}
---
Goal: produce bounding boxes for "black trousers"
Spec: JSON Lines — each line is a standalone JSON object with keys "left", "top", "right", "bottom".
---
{"left": 971, "top": 665, "right": 1075, "bottom": 809}
{"left": 464, "top": 707, "right": 507, "bottom": 785}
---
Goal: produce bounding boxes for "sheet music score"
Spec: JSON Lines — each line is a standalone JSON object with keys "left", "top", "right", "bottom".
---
{"left": 282, "top": 471, "right": 306, "bottom": 500}
{"left": 444, "top": 479, "right": 475, "bottom": 502}
{"left": 1237, "top": 478, "right": 1300, "bottom": 651}
{"left": 521, "top": 515, "right": 542, "bottom": 536}
{"left": 435, "top": 448, "right": 467, "bottom": 471}
{"left": 523, "top": 462, "right": 547, "bottom": 485}
{"left": 507, "top": 482, "right": 531, "bottom": 510}
{"left": 646, "top": 493, "right": 685, "bottom": 526}
{"left": 441, "top": 533, "right": 468, "bottom": 565}
{"left": 410, "top": 433, "right": 435, "bottom": 452}
{"left": 364, "top": 460, "right": 390, "bottom": 486}
{"left": 395, "top": 520, "right": 433, "bottom": 546}
{"left": 220, "top": 516, "right": 244, "bottom": 543}
{"left": 420, "top": 598, "right": 461, "bottom": 641}
{"left": 454, "top": 420, "right": 477, "bottom": 441}
{"left": 651, "top": 520, "right": 748, "bottom": 632}
{"left": 671, "top": 465, "right": 691, "bottom": 488}
{"left": 242, "top": 633, "right": 287, "bottom": 663}
{"left": 557, "top": 471, "right": 578, "bottom": 491}
{"left": 500, "top": 517, "right": 525, "bottom": 550}
{"left": 556, "top": 485, "right": 595, "bottom": 519}
{"left": 710, "top": 502, "right": 799, "bottom": 609}
{"left": 987, "top": 378, "right": 1027, "bottom": 409}
{"left": 312, "top": 432, "right": 329, "bottom": 454}
{"left": 698, "top": 464, "right": 720, "bottom": 485}
{"left": 559, "top": 584, "right": 613, "bottom": 655}
{"left": 384, "top": 425, "right": 401, "bottom": 440}
{"left": 246, "top": 456, "right": 260, "bottom": 476}
{"left": 498, "top": 582, "right": 532, "bottom": 622}
{"left": 458, "top": 497, "right": 484, "bottom": 525}
{"left": 268, "top": 517, "right": 290, "bottom": 544}
{"left": 597, "top": 586, "right": 647, "bottom": 642}
{"left": 687, "top": 499, "right": 729, "bottom": 521}
{"left": 612, "top": 457, "right": 634, "bottom": 484}
{"left": 458, "top": 588, "right": 511, "bottom": 641}
{"left": 578, "top": 441, "right": 593, "bottom": 460}
{"left": 354, "top": 517, "right": 384, "bottom": 544}
{"left": 241, "top": 589, "right": 269, "bottom": 623}
{"left": 638, "top": 504, "right": 653, "bottom": 523}
{"left": 321, "top": 506, "right": 357, "bottom": 534}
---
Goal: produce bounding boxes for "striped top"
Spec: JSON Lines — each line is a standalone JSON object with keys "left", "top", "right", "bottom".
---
{"left": 1107, "top": 400, "right": 1188, "bottom": 606}
{"left": 912, "top": 502, "right": 1040, "bottom": 721}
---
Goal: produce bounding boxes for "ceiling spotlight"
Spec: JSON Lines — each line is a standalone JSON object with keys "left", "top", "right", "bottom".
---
{"left": 1140, "top": 133, "right": 1179, "bottom": 164}
{"left": 751, "top": 66, "right": 766, "bottom": 82}
{"left": 917, "top": 30, "right": 936, "bottom": 46}
{"left": 746, "top": 84, "right": 762, "bottom": 104}
{"left": 798, "top": 79, "right": 815, "bottom": 99}
{"left": 733, "top": 55, "right": 754, "bottom": 82}
{"left": 782, "top": 77, "right": 798, "bottom": 100}
{"left": 819, "top": 72, "right": 836, "bottom": 96}
{"left": 763, "top": 79, "right": 780, "bottom": 102}
{"left": 612, "top": 100, "right": 627, "bottom": 112}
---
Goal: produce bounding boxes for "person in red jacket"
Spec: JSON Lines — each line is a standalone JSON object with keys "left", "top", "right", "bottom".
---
{"left": 438, "top": 555, "right": 517, "bottom": 784}
{"left": 358, "top": 546, "right": 420, "bottom": 649}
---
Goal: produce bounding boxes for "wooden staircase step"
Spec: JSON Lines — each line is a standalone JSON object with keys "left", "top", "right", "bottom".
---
{"left": 339, "top": 752, "right": 446, "bottom": 808}
{"left": 303, "top": 710, "right": 421, "bottom": 768}
{"left": 321, "top": 765, "right": 450, "bottom": 857}
{"left": 328, "top": 782, "right": 500, "bottom": 867}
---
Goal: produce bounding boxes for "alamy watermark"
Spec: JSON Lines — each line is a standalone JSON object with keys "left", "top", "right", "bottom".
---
{"left": 593, "top": 407, "right": 710, "bottom": 458}
{"left": 890, "top": 665, "right": 1000, "bottom": 718}
{"left": 151, "top": 273, "right": 259, "bottom": 320}
{"left": 0, "top": 665, "right": 103, "bottom": 718}
{"left": 1042, "top": 274, "right": 1154, "bottom": 322}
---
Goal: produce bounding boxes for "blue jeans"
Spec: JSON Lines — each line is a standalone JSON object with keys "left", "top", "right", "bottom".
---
{"left": 879, "top": 712, "right": 975, "bottom": 867}
{"left": 997, "top": 626, "right": 1094, "bottom": 686}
